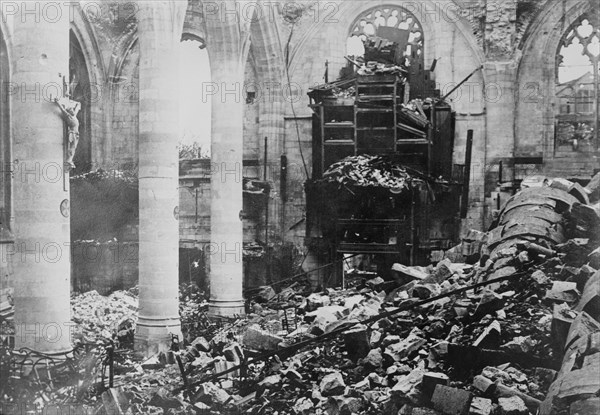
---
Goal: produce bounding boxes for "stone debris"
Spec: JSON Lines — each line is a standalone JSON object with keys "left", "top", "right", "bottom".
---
{"left": 431, "top": 385, "right": 472, "bottom": 415}
{"left": 2, "top": 181, "right": 599, "bottom": 414}
{"left": 497, "top": 396, "right": 529, "bottom": 415}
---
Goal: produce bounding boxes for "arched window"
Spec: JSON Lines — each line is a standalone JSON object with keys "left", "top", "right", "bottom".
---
{"left": 347, "top": 5, "right": 426, "bottom": 98}
{"left": 178, "top": 35, "right": 211, "bottom": 156}
{"left": 347, "top": 6, "right": 423, "bottom": 68}
{"left": 555, "top": 16, "right": 600, "bottom": 150}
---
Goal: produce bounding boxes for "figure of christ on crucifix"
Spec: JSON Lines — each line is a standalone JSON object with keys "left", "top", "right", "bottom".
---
{"left": 53, "top": 97, "right": 81, "bottom": 169}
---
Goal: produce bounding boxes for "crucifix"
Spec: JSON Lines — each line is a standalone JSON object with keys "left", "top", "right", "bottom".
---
{"left": 53, "top": 73, "right": 81, "bottom": 190}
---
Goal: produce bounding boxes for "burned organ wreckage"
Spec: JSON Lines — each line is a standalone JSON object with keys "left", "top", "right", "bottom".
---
{"left": 306, "top": 27, "right": 465, "bottom": 283}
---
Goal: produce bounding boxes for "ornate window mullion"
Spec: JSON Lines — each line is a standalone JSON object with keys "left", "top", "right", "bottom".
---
{"left": 555, "top": 16, "right": 600, "bottom": 151}
{"left": 347, "top": 5, "right": 424, "bottom": 68}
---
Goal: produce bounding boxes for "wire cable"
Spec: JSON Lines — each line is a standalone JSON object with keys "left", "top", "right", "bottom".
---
{"left": 284, "top": 22, "right": 310, "bottom": 180}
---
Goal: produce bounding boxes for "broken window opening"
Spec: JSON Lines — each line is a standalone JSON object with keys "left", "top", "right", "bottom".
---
{"left": 346, "top": 5, "right": 424, "bottom": 70}
{"left": 555, "top": 16, "right": 600, "bottom": 151}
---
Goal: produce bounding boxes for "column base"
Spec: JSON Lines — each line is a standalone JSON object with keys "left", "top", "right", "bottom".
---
{"left": 134, "top": 318, "right": 182, "bottom": 358}
{"left": 208, "top": 299, "right": 246, "bottom": 317}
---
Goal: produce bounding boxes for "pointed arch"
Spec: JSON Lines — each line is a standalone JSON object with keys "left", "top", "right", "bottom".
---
{"left": 70, "top": 5, "right": 108, "bottom": 169}
{"left": 516, "top": 0, "right": 599, "bottom": 176}
{"left": 287, "top": 1, "right": 484, "bottom": 80}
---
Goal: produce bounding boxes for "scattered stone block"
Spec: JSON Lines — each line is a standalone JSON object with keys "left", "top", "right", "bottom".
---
{"left": 431, "top": 385, "right": 472, "bottom": 415}
{"left": 259, "top": 374, "right": 282, "bottom": 388}
{"left": 370, "top": 330, "right": 382, "bottom": 346}
{"left": 473, "top": 320, "right": 501, "bottom": 349}
{"left": 361, "top": 348, "right": 382, "bottom": 368}
{"left": 141, "top": 355, "right": 163, "bottom": 370}
{"left": 469, "top": 397, "right": 492, "bottom": 415}
{"left": 243, "top": 325, "right": 284, "bottom": 351}
{"left": 421, "top": 372, "right": 449, "bottom": 399}
{"left": 191, "top": 336, "right": 211, "bottom": 353}
{"left": 569, "top": 397, "right": 600, "bottom": 415}
{"left": 552, "top": 303, "right": 577, "bottom": 350}
{"left": 392, "top": 368, "right": 424, "bottom": 395}
{"left": 148, "top": 387, "right": 181, "bottom": 409}
{"left": 382, "top": 334, "right": 401, "bottom": 347}
{"left": 320, "top": 372, "right": 346, "bottom": 397}
{"left": 223, "top": 342, "right": 244, "bottom": 364}
{"left": 343, "top": 325, "right": 370, "bottom": 362}
{"left": 256, "top": 286, "right": 276, "bottom": 302}
{"left": 387, "top": 328, "right": 427, "bottom": 359}
{"left": 531, "top": 270, "right": 550, "bottom": 285}
{"left": 501, "top": 335, "right": 535, "bottom": 354}
{"left": 564, "top": 312, "right": 600, "bottom": 361}
{"left": 473, "top": 375, "right": 493, "bottom": 393}
{"left": 306, "top": 293, "right": 330, "bottom": 311}
{"left": 474, "top": 289, "right": 505, "bottom": 317}
{"left": 391, "top": 263, "right": 429, "bottom": 281}
{"left": 210, "top": 387, "right": 231, "bottom": 405}
{"left": 343, "top": 295, "right": 364, "bottom": 310}
{"left": 544, "top": 281, "right": 579, "bottom": 304}
{"left": 293, "top": 397, "right": 314, "bottom": 415}
{"left": 497, "top": 396, "right": 528, "bottom": 415}
{"left": 575, "top": 272, "right": 600, "bottom": 322}
{"left": 326, "top": 396, "right": 364, "bottom": 415}
{"left": 556, "top": 358, "right": 600, "bottom": 400}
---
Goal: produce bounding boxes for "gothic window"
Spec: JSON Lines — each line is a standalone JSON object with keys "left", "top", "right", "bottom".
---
{"left": 555, "top": 17, "right": 600, "bottom": 150}
{"left": 347, "top": 5, "right": 424, "bottom": 68}
{"left": 347, "top": 6, "right": 427, "bottom": 99}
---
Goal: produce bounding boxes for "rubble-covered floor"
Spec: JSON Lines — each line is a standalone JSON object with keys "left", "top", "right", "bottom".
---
{"left": 1, "top": 178, "right": 599, "bottom": 415}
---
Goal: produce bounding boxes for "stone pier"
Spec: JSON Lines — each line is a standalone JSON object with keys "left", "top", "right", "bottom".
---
{"left": 205, "top": 7, "right": 247, "bottom": 317}
{"left": 134, "top": 1, "right": 187, "bottom": 356}
{"left": 11, "top": 3, "right": 72, "bottom": 353}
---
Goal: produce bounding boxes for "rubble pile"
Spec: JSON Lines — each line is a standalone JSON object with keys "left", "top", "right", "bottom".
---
{"left": 319, "top": 155, "right": 425, "bottom": 191}
{"left": 159, "top": 178, "right": 598, "bottom": 415}
{"left": 2, "top": 177, "right": 598, "bottom": 414}
{"left": 71, "top": 289, "right": 138, "bottom": 343}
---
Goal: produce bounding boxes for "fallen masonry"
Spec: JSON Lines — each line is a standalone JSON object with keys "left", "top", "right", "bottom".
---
{"left": 0, "top": 178, "right": 599, "bottom": 414}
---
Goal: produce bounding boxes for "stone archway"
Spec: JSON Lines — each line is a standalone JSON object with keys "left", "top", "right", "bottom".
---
{"left": 516, "top": 0, "right": 600, "bottom": 178}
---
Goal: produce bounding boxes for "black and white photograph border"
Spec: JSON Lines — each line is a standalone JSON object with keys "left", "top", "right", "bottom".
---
{"left": 0, "top": 0, "right": 599, "bottom": 414}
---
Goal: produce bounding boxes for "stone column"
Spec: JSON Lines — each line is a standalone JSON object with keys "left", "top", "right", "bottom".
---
{"left": 483, "top": 61, "right": 517, "bottom": 225}
{"left": 205, "top": 7, "right": 247, "bottom": 317}
{"left": 11, "top": 2, "right": 72, "bottom": 353}
{"left": 134, "top": 1, "right": 186, "bottom": 356}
